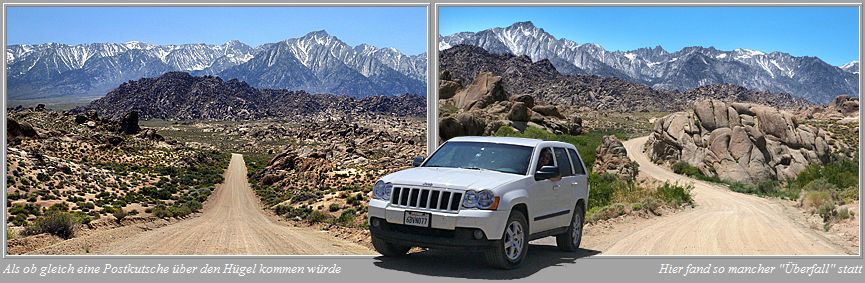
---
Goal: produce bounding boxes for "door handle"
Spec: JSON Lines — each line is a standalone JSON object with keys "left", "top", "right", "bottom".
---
{"left": 553, "top": 184, "right": 561, "bottom": 190}
{"left": 571, "top": 182, "right": 579, "bottom": 186}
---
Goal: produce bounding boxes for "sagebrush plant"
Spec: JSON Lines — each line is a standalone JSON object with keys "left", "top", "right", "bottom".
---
{"left": 23, "top": 212, "right": 79, "bottom": 239}
{"left": 800, "top": 190, "right": 832, "bottom": 211}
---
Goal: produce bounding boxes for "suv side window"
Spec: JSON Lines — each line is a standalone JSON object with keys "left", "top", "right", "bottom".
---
{"left": 536, "top": 147, "right": 554, "bottom": 171}
{"left": 567, "top": 148, "right": 586, "bottom": 175}
{"left": 554, "top": 147, "right": 573, "bottom": 176}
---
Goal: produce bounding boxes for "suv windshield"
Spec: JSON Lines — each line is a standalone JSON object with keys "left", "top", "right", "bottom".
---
{"left": 423, "top": 141, "right": 534, "bottom": 175}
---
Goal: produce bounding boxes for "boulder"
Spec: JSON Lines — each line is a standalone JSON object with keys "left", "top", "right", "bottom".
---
{"left": 507, "top": 102, "right": 530, "bottom": 122}
{"left": 593, "top": 135, "right": 638, "bottom": 181}
{"left": 452, "top": 72, "right": 507, "bottom": 110}
{"left": 439, "top": 112, "right": 487, "bottom": 141}
{"left": 509, "top": 94, "right": 535, "bottom": 109}
{"left": 439, "top": 70, "right": 464, "bottom": 100}
{"left": 119, "top": 111, "right": 141, "bottom": 135}
{"left": 647, "top": 99, "right": 846, "bottom": 184}
{"left": 532, "top": 105, "right": 566, "bottom": 119}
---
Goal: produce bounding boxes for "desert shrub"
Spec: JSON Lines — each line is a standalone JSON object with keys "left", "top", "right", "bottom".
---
{"left": 284, "top": 205, "right": 313, "bottom": 219}
{"left": 588, "top": 173, "right": 619, "bottom": 209}
{"left": 113, "top": 209, "right": 127, "bottom": 223}
{"left": 168, "top": 206, "right": 192, "bottom": 218}
{"left": 800, "top": 190, "right": 831, "bottom": 210}
{"left": 337, "top": 208, "right": 357, "bottom": 226}
{"left": 23, "top": 212, "right": 79, "bottom": 239}
{"left": 654, "top": 181, "right": 693, "bottom": 207}
{"left": 328, "top": 203, "right": 341, "bottom": 212}
{"left": 274, "top": 205, "right": 292, "bottom": 215}
{"left": 307, "top": 210, "right": 332, "bottom": 224}
{"left": 789, "top": 158, "right": 858, "bottom": 193}
{"left": 636, "top": 197, "right": 661, "bottom": 213}
{"left": 728, "top": 181, "right": 757, "bottom": 194}
{"left": 183, "top": 200, "right": 203, "bottom": 212}
{"left": 671, "top": 161, "right": 722, "bottom": 183}
{"left": 838, "top": 207, "right": 851, "bottom": 220}
{"left": 817, "top": 202, "right": 836, "bottom": 222}
{"left": 586, "top": 203, "right": 626, "bottom": 223}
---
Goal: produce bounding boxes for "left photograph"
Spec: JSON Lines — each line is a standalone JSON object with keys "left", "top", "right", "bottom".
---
{"left": 5, "top": 6, "right": 428, "bottom": 255}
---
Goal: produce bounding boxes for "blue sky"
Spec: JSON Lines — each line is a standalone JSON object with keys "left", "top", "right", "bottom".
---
{"left": 6, "top": 6, "right": 428, "bottom": 55}
{"left": 439, "top": 6, "right": 860, "bottom": 67}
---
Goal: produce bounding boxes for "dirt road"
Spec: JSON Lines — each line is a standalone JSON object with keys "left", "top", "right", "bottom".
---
{"left": 574, "top": 136, "right": 852, "bottom": 255}
{"left": 96, "top": 153, "right": 375, "bottom": 255}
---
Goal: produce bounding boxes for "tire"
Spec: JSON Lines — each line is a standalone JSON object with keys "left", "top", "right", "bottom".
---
{"left": 556, "top": 203, "right": 584, "bottom": 252}
{"left": 485, "top": 210, "right": 528, "bottom": 269}
{"left": 371, "top": 235, "right": 411, "bottom": 257}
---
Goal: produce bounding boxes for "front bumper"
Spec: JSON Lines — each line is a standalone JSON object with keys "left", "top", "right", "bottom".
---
{"left": 368, "top": 199, "right": 508, "bottom": 250}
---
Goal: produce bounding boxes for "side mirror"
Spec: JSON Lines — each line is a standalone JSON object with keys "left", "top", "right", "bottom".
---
{"left": 412, "top": 156, "right": 425, "bottom": 167}
{"left": 534, "top": 165, "right": 561, "bottom": 181}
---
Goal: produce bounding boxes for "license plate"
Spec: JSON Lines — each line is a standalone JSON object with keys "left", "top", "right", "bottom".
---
{"left": 404, "top": 211, "right": 430, "bottom": 227}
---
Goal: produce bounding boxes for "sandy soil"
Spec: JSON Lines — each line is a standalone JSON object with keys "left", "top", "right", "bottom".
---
{"left": 547, "top": 136, "right": 856, "bottom": 255}
{"left": 23, "top": 154, "right": 376, "bottom": 255}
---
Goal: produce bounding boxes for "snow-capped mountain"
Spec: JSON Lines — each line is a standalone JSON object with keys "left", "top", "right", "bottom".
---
{"left": 439, "top": 21, "right": 859, "bottom": 104}
{"left": 841, "top": 61, "right": 859, "bottom": 75}
{"left": 220, "top": 30, "right": 425, "bottom": 98}
{"left": 6, "top": 32, "right": 427, "bottom": 103}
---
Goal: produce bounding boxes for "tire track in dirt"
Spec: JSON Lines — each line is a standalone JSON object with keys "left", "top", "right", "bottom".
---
{"left": 575, "top": 136, "right": 851, "bottom": 255}
{"left": 98, "top": 153, "right": 375, "bottom": 255}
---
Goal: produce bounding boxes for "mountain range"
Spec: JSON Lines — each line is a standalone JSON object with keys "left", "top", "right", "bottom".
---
{"left": 6, "top": 31, "right": 427, "bottom": 103}
{"left": 439, "top": 21, "right": 859, "bottom": 104}
{"left": 441, "top": 44, "right": 813, "bottom": 112}
{"left": 70, "top": 72, "right": 426, "bottom": 121}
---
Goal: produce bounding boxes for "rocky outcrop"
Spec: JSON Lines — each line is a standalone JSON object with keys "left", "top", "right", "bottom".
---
{"left": 439, "top": 70, "right": 464, "bottom": 100}
{"left": 452, "top": 72, "right": 508, "bottom": 110}
{"left": 647, "top": 99, "right": 847, "bottom": 183}
{"left": 593, "top": 135, "right": 637, "bottom": 181}
{"left": 438, "top": 70, "right": 585, "bottom": 142}
{"left": 7, "top": 118, "right": 39, "bottom": 141}
{"left": 796, "top": 95, "right": 859, "bottom": 122}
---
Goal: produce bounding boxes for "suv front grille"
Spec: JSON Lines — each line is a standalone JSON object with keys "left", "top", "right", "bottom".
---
{"left": 391, "top": 186, "right": 463, "bottom": 212}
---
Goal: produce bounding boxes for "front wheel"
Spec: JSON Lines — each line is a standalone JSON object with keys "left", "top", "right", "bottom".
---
{"left": 372, "top": 235, "right": 411, "bottom": 256}
{"left": 485, "top": 210, "right": 528, "bottom": 269}
{"left": 556, "top": 203, "right": 584, "bottom": 252}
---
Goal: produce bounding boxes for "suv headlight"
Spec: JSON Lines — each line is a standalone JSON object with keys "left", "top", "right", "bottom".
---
{"left": 372, "top": 180, "right": 392, "bottom": 200}
{"left": 462, "top": 189, "right": 499, "bottom": 210}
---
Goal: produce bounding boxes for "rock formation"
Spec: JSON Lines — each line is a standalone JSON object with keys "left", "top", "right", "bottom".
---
{"left": 647, "top": 99, "right": 849, "bottom": 183}
{"left": 593, "top": 135, "right": 638, "bottom": 181}
{"left": 796, "top": 95, "right": 860, "bottom": 122}
{"left": 438, "top": 70, "right": 583, "bottom": 142}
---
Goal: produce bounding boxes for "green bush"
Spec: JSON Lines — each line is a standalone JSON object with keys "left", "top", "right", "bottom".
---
{"left": 337, "top": 208, "right": 358, "bottom": 226}
{"left": 817, "top": 202, "right": 836, "bottom": 222}
{"left": 274, "top": 204, "right": 292, "bottom": 215}
{"left": 307, "top": 210, "right": 332, "bottom": 224}
{"left": 655, "top": 181, "right": 694, "bottom": 207}
{"left": 182, "top": 200, "right": 203, "bottom": 212}
{"left": 800, "top": 190, "right": 832, "bottom": 210}
{"left": 328, "top": 203, "right": 341, "bottom": 212}
{"left": 113, "top": 210, "right": 127, "bottom": 223}
{"left": 586, "top": 203, "right": 626, "bottom": 223}
{"left": 671, "top": 161, "right": 722, "bottom": 183}
{"left": 23, "top": 212, "right": 79, "bottom": 239}
{"left": 838, "top": 207, "right": 851, "bottom": 220}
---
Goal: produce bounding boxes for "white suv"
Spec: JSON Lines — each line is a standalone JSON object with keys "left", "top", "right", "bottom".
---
{"left": 368, "top": 136, "right": 590, "bottom": 269}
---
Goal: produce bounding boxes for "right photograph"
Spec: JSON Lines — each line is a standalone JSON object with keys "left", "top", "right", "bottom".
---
{"left": 435, "top": 6, "right": 860, "bottom": 256}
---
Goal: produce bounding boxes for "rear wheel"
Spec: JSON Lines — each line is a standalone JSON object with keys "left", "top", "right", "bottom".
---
{"left": 371, "top": 235, "right": 411, "bottom": 256}
{"left": 485, "top": 210, "right": 528, "bottom": 269}
{"left": 556, "top": 203, "right": 584, "bottom": 252}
